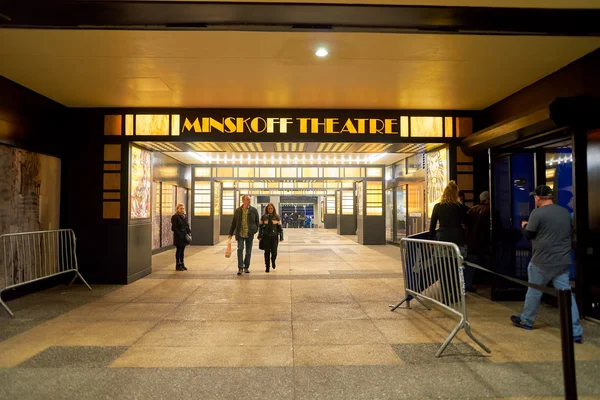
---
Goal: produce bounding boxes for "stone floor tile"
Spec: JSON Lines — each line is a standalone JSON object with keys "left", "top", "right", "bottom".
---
{"left": 292, "top": 320, "right": 387, "bottom": 345}
{"left": 294, "top": 344, "right": 402, "bottom": 366}
{"left": 58, "top": 321, "right": 157, "bottom": 346}
{"left": 137, "top": 321, "right": 292, "bottom": 347}
{"left": 18, "top": 346, "right": 128, "bottom": 368}
{"left": 165, "top": 303, "right": 292, "bottom": 321}
{"left": 111, "top": 345, "right": 293, "bottom": 368}
{"left": 292, "top": 302, "right": 369, "bottom": 321}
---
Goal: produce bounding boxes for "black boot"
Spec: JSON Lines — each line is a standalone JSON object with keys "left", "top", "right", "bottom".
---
{"left": 176, "top": 262, "right": 185, "bottom": 271}
{"left": 264, "top": 253, "right": 270, "bottom": 273}
{"left": 271, "top": 257, "right": 276, "bottom": 270}
{"left": 181, "top": 262, "right": 188, "bottom": 271}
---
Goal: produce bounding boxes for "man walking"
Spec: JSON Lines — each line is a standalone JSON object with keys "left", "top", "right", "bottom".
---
{"left": 465, "top": 191, "right": 491, "bottom": 293}
{"left": 510, "top": 185, "right": 583, "bottom": 343}
{"left": 229, "top": 195, "right": 260, "bottom": 276}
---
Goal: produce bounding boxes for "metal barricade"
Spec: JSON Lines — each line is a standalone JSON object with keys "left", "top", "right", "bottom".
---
{"left": 0, "top": 229, "right": 91, "bottom": 317}
{"left": 390, "top": 237, "right": 491, "bottom": 357}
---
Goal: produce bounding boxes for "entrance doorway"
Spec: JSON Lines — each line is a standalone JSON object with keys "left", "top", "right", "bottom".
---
{"left": 489, "top": 135, "right": 575, "bottom": 301}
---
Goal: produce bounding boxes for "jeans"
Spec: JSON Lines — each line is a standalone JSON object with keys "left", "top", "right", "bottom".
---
{"left": 521, "top": 262, "right": 583, "bottom": 337}
{"left": 237, "top": 236, "right": 254, "bottom": 270}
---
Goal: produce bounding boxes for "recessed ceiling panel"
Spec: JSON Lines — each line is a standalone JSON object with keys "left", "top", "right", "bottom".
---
{"left": 0, "top": 30, "right": 598, "bottom": 110}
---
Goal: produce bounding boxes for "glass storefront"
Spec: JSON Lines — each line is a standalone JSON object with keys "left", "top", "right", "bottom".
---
{"left": 386, "top": 147, "right": 447, "bottom": 243}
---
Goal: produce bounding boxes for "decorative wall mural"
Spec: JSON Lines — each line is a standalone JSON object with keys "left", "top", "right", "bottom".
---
{"left": 130, "top": 146, "right": 151, "bottom": 219}
{"left": 161, "top": 185, "right": 175, "bottom": 247}
{"left": 0, "top": 144, "right": 61, "bottom": 287}
{"left": 426, "top": 148, "right": 448, "bottom": 217}
{"left": 152, "top": 181, "right": 161, "bottom": 250}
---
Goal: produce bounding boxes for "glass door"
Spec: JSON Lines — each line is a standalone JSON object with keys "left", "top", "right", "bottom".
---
{"left": 406, "top": 182, "right": 424, "bottom": 236}
{"left": 490, "top": 151, "right": 536, "bottom": 300}
{"left": 386, "top": 189, "right": 394, "bottom": 242}
{"left": 396, "top": 186, "right": 407, "bottom": 240}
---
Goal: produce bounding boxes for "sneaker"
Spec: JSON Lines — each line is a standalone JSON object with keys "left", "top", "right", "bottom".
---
{"left": 237, "top": 269, "right": 243, "bottom": 276}
{"left": 574, "top": 336, "right": 583, "bottom": 344}
{"left": 510, "top": 315, "right": 533, "bottom": 330}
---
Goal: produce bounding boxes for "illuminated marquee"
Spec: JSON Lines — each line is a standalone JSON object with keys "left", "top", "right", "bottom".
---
{"left": 181, "top": 116, "right": 399, "bottom": 135}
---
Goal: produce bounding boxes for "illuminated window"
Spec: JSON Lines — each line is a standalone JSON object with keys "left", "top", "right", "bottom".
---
{"left": 238, "top": 167, "right": 255, "bottom": 178}
{"left": 253, "top": 182, "right": 266, "bottom": 189}
{"left": 327, "top": 196, "right": 336, "bottom": 214}
{"left": 344, "top": 167, "right": 361, "bottom": 177}
{"left": 341, "top": 190, "right": 354, "bottom": 215}
{"left": 445, "top": 117, "right": 454, "bottom": 137}
{"left": 336, "top": 191, "right": 341, "bottom": 214}
{"left": 217, "top": 168, "right": 234, "bottom": 178}
{"left": 194, "top": 181, "right": 211, "bottom": 216}
{"left": 222, "top": 189, "right": 234, "bottom": 215}
{"left": 356, "top": 182, "right": 363, "bottom": 216}
{"left": 195, "top": 167, "right": 211, "bottom": 178}
{"left": 259, "top": 168, "right": 276, "bottom": 178}
{"left": 366, "top": 168, "right": 382, "bottom": 178}
{"left": 410, "top": 117, "right": 443, "bottom": 137}
{"left": 222, "top": 181, "right": 235, "bottom": 188}
{"left": 171, "top": 115, "right": 180, "bottom": 136}
{"left": 342, "top": 181, "right": 354, "bottom": 188}
{"left": 312, "top": 182, "right": 324, "bottom": 188}
{"left": 136, "top": 115, "right": 170, "bottom": 135}
{"left": 214, "top": 182, "right": 221, "bottom": 216}
{"left": 302, "top": 168, "right": 319, "bottom": 178}
{"left": 281, "top": 168, "right": 297, "bottom": 178}
{"left": 104, "top": 115, "right": 122, "bottom": 135}
{"left": 400, "top": 116, "right": 409, "bottom": 137}
{"left": 366, "top": 181, "right": 383, "bottom": 216}
{"left": 324, "top": 168, "right": 340, "bottom": 178}
{"left": 125, "top": 115, "right": 134, "bottom": 136}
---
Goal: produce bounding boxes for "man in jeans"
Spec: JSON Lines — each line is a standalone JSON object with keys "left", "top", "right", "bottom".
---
{"left": 229, "top": 195, "right": 260, "bottom": 276}
{"left": 511, "top": 185, "right": 583, "bottom": 343}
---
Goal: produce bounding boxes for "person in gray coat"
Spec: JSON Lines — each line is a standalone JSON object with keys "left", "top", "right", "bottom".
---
{"left": 228, "top": 195, "right": 260, "bottom": 275}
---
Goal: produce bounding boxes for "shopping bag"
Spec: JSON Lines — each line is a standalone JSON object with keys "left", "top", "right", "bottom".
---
{"left": 225, "top": 238, "right": 232, "bottom": 258}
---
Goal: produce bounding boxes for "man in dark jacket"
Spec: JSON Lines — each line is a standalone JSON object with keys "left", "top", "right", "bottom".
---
{"left": 465, "top": 191, "right": 491, "bottom": 292}
{"left": 229, "top": 195, "right": 260, "bottom": 275}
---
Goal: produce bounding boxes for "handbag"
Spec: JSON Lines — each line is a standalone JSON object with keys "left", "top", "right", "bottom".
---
{"left": 185, "top": 233, "right": 192, "bottom": 244}
{"left": 225, "top": 238, "right": 232, "bottom": 258}
{"left": 259, "top": 238, "right": 265, "bottom": 250}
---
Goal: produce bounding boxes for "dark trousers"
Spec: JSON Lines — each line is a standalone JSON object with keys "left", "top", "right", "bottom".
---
{"left": 263, "top": 236, "right": 279, "bottom": 267}
{"left": 175, "top": 244, "right": 186, "bottom": 263}
{"left": 465, "top": 252, "right": 489, "bottom": 289}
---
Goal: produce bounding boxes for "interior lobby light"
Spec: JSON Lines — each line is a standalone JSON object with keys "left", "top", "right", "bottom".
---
{"left": 315, "top": 47, "right": 329, "bottom": 57}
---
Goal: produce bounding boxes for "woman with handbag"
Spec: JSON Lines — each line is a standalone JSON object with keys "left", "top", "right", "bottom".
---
{"left": 171, "top": 203, "right": 191, "bottom": 271}
{"left": 258, "top": 203, "right": 284, "bottom": 273}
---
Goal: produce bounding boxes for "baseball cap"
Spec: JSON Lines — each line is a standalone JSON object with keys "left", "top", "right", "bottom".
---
{"left": 530, "top": 185, "right": 553, "bottom": 197}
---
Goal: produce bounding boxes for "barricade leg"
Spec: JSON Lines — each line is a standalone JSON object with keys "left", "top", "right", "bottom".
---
{"left": 464, "top": 322, "right": 492, "bottom": 354}
{"left": 390, "top": 294, "right": 432, "bottom": 311}
{"left": 436, "top": 319, "right": 464, "bottom": 357}
{"left": 68, "top": 271, "right": 92, "bottom": 290}
{"left": 0, "top": 291, "right": 15, "bottom": 317}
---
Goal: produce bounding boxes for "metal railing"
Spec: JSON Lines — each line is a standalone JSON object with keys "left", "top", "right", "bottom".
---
{"left": 0, "top": 229, "right": 91, "bottom": 317}
{"left": 390, "top": 237, "right": 491, "bottom": 357}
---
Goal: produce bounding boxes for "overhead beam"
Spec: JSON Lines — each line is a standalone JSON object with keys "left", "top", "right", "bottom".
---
{"left": 1, "top": 1, "right": 600, "bottom": 36}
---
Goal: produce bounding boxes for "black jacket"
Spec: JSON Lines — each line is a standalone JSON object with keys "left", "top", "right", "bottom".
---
{"left": 171, "top": 213, "right": 191, "bottom": 246}
{"left": 429, "top": 202, "right": 467, "bottom": 246}
{"left": 258, "top": 214, "right": 284, "bottom": 241}
{"left": 229, "top": 205, "right": 260, "bottom": 239}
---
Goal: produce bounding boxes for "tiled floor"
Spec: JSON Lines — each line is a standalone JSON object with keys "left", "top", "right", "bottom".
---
{"left": 1, "top": 228, "right": 600, "bottom": 399}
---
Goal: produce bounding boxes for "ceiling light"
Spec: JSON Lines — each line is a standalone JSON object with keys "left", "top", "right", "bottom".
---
{"left": 315, "top": 47, "right": 329, "bottom": 57}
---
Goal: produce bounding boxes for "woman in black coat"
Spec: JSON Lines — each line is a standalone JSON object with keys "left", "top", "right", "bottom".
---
{"left": 258, "top": 203, "right": 284, "bottom": 273}
{"left": 429, "top": 180, "right": 467, "bottom": 248}
{"left": 171, "top": 203, "right": 191, "bottom": 271}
